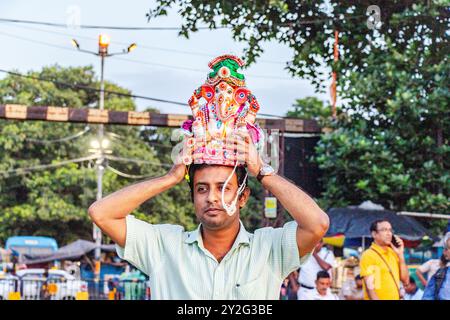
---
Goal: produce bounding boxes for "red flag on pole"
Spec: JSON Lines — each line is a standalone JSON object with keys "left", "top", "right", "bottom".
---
{"left": 330, "top": 30, "right": 339, "bottom": 119}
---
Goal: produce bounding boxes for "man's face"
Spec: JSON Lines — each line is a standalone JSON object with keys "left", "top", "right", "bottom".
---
{"left": 405, "top": 282, "right": 417, "bottom": 294}
{"left": 355, "top": 278, "right": 363, "bottom": 289}
{"left": 315, "top": 277, "right": 331, "bottom": 296}
{"left": 444, "top": 239, "right": 450, "bottom": 260}
{"left": 193, "top": 165, "right": 249, "bottom": 230}
{"left": 372, "top": 221, "right": 394, "bottom": 246}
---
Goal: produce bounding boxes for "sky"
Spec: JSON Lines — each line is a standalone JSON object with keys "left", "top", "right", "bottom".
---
{"left": 0, "top": 0, "right": 331, "bottom": 117}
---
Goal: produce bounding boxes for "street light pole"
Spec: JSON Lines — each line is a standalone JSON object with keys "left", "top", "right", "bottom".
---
{"left": 92, "top": 35, "right": 110, "bottom": 283}
{"left": 93, "top": 36, "right": 108, "bottom": 280}
{"left": 71, "top": 35, "right": 137, "bottom": 284}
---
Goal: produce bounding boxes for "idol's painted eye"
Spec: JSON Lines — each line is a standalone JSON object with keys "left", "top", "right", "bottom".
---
{"left": 239, "top": 92, "right": 245, "bottom": 99}
{"left": 206, "top": 92, "right": 212, "bottom": 98}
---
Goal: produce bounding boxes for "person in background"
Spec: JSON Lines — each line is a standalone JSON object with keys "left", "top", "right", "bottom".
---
{"left": 422, "top": 232, "right": 450, "bottom": 300}
{"left": 303, "top": 271, "right": 339, "bottom": 300}
{"left": 416, "top": 255, "right": 445, "bottom": 287}
{"left": 297, "top": 240, "right": 335, "bottom": 300}
{"left": 339, "top": 274, "right": 364, "bottom": 300}
{"left": 404, "top": 277, "right": 423, "bottom": 300}
{"left": 287, "top": 269, "right": 300, "bottom": 300}
{"left": 280, "top": 269, "right": 300, "bottom": 300}
{"left": 359, "top": 219, "right": 410, "bottom": 300}
{"left": 280, "top": 278, "right": 290, "bottom": 300}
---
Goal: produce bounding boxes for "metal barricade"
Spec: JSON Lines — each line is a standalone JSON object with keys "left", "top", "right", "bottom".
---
{"left": 20, "top": 278, "right": 43, "bottom": 300}
{"left": 85, "top": 278, "right": 150, "bottom": 300}
{"left": 0, "top": 277, "right": 19, "bottom": 300}
{"left": 0, "top": 276, "right": 150, "bottom": 300}
{"left": 19, "top": 277, "right": 89, "bottom": 300}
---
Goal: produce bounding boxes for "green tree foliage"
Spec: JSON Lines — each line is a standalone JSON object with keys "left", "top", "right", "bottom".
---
{"left": 149, "top": 1, "right": 449, "bottom": 233}
{"left": 286, "top": 97, "right": 337, "bottom": 127}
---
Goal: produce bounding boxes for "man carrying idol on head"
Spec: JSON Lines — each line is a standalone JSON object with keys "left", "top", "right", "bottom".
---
{"left": 88, "top": 54, "right": 329, "bottom": 300}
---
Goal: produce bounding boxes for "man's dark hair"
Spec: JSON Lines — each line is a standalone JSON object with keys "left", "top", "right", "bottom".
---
{"left": 370, "top": 219, "right": 390, "bottom": 233}
{"left": 316, "top": 271, "right": 331, "bottom": 281}
{"left": 355, "top": 274, "right": 362, "bottom": 281}
{"left": 187, "top": 164, "right": 248, "bottom": 201}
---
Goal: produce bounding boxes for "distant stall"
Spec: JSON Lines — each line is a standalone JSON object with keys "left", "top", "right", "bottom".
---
{"left": 324, "top": 201, "right": 433, "bottom": 249}
{"left": 22, "top": 239, "right": 115, "bottom": 265}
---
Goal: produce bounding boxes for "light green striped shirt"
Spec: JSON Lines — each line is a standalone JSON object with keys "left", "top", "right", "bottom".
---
{"left": 116, "top": 215, "right": 310, "bottom": 300}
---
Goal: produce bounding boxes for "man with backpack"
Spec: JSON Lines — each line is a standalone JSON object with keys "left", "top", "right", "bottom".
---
{"left": 422, "top": 232, "right": 450, "bottom": 300}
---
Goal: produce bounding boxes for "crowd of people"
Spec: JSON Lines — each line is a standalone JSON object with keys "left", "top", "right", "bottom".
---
{"left": 280, "top": 221, "right": 450, "bottom": 301}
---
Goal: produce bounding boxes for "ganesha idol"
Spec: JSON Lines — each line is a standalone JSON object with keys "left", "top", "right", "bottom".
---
{"left": 178, "top": 54, "right": 264, "bottom": 166}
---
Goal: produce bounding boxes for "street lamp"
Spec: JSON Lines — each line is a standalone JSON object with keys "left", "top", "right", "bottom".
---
{"left": 89, "top": 138, "right": 112, "bottom": 154}
{"left": 71, "top": 35, "right": 136, "bottom": 283}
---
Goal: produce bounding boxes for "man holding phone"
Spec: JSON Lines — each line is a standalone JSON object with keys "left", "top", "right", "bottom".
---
{"left": 359, "top": 219, "right": 410, "bottom": 300}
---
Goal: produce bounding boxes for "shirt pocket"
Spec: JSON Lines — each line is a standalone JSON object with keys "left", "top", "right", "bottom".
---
{"left": 234, "top": 276, "right": 266, "bottom": 300}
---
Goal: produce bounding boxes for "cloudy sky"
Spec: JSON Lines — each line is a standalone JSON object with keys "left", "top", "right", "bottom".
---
{"left": 0, "top": 0, "right": 331, "bottom": 116}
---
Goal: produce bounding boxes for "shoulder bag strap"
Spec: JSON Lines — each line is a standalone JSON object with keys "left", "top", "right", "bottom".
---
{"left": 433, "top": 266, "right": 448, "bottom": 300}
{"left": 370, "top": 248, "right": 401, "bottom": 297}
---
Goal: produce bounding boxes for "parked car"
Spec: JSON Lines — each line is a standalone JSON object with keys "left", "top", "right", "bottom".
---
{"left": 16, "top": 269, "right": 88, "bottom": 300}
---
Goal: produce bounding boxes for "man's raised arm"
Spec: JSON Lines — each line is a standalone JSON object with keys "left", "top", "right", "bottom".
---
{"left": 232, "top": 130, "right": 330, "bottom": 258}
{"left": 88, "top": 164, "right": 186, "bottom": 247}
{"left": 259, "top": 174, "right": 330, "bottom": 257}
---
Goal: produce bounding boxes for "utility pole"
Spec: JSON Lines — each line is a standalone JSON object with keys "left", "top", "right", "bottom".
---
{"left": 71, "top": 35, "right": 137, "bottom": 284}
{"left": 93, "top": 34, "right": 109, "bottom": 281}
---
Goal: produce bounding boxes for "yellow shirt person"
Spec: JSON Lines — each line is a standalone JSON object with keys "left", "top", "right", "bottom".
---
{"left": 360, "top": 242, "right": 400, "bottom": 300}
{"left": 359, "top": 219, "right": 410, "bottom": 300}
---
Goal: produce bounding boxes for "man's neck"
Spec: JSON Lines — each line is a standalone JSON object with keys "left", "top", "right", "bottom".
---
{"left": 373, "top": 241, "right": 389, "bottom": 251}
{"left": 410, "top": 287, "right": 418, "bottom": 295}
{"left": 317, "top": 289, "right": 328, "bottom": 297}
{"left": 201, "top": 220, "right": 240, "bottom": 262}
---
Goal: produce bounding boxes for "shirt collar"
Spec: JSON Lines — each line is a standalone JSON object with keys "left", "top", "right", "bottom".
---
{"left": 371, "top": 242, "right": 390, "bottom": 254}
{"left": 184, "top": 220, "right": 250, "bottom": 248}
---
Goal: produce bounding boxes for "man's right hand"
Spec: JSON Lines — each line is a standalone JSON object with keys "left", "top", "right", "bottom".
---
{"left": 313, "top": 242, "right": 323, "bottom": 255}
{"left": 89, "top": 163, "right": 188, "bottom": 248}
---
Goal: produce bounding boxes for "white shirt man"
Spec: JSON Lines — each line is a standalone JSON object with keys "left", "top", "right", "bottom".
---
{"left": 416, "top": 258, "right": 442, "bottom": 285}
{"left": 339, "top": 275, "right": 364, "bottom": 300}
{"left": 303, "top": 270, "right": 339, "bottom": 300}
{"left": 297, "top": 241, "right": 335, "bottom": 300}
{"left": 304, "top": 288, "right": 339, "bottom": 300}
{"left": 404, "top": 277, "right": 424, "bottom": 300}
{"left": 404, "top": 288, "right": 424, "bottom": 300}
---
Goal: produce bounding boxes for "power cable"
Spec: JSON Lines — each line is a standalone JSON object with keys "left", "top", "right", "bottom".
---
{"left": 105, "top": 155, "right": 172, "bottom": 168}
{"left": 0, "top": 30, "right": 295, "bottom": 81}
{"left": 0, "top": 155, "right": 100, "bottom": 177}
{"left": 0, "top": 68, "right": 285, "bottom": 118}
{"left": 0, "top": 68, "right": 186, "bottom": 106}
{"left": 24, "top": 126, "right": 90, "bottom": 144}
{"left": 106, "top": 165, "right": 153, "bottom": 179}
{"left": 0, "top": 22, "right": 285, "bottom": 65}
{"left": 0, "top": 17, "right": 229, "bottom": 31}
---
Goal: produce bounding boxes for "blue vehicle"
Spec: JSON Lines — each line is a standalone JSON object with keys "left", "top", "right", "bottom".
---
{"left": 6, "top": 236, "right": 58, "bottom": 256}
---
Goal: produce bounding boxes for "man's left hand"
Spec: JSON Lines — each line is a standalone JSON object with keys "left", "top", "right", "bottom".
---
{"left": 390, "top": 235, "right": 405, "bottom": 257}
{"left": 227, "top": 130, "right": 263, "bottom": 177}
